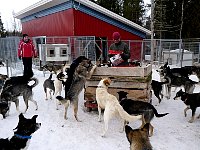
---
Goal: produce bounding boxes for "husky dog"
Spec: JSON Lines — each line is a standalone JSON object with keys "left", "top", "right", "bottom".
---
{"left": 151, "top": 80, "right": 168, "bottom": 104}
{"left": 117, "top": 91, "right": 169, "bottom": 136}
{"left": 161, "top": 62, "right": 198, "bottom": 99}
{"left": 54, "top": 71, "right": 68, "bottom": 110}
{"left": 0, "top": 74, "right": 8, "bottom": 94}
{"left": 63, "top": 56, "right": 89, "bottom": 98}
{"left": 54, "top": 71, "right": 68, "bottom": 96}
{"left": 56, "top": 58, "right": 97, "bottom": 121}
{"left": 125, "top": 124, "right": 152, "bottom": 150}
{"left": 1, "top": 77, "right": 39, "bottom": 113}
{"left": 174, "top": 89, "right": 200, "bottom": 123}
{"left": 96, "top": 78, "right": 142, "bottom": 137}
{"left": 0, "top": 101, "right": 9, "bottom": 119}
{"left": 0, "top": 113, "right": 41, "bottom": 150}
{"left": 3, "top": 75, "right": 34, "bottom": 91}
{"left": 43, "top": 73, "right": 55, "bottom": 100}
{"left": 42, "top": 63, "right": 64, "bottom": 74}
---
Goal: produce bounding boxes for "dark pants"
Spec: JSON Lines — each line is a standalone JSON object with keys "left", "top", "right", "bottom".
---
{"left": 22, "top": 57, "right": 33, "bottom": 78}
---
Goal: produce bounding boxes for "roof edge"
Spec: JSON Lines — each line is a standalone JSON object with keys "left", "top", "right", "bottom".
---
{"left": 14, "top": 0, "right": 151, "bottom": 35}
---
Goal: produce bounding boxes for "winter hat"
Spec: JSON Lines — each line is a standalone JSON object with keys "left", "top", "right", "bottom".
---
{"left": 112, "top": 32, "right": 121, "bottom": 40}
{"left": 23, "top": 34, "right": 28, "bottom": 38}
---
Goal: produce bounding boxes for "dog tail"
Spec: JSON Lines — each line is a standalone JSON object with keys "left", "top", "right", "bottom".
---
{"left": 116, "top": 103, "right": 142, "bottom": 122}
{"left": 48, "top": 73, "right": 53, "bottom": 80}
{"left": 29, "top": 77, "right": 39, "bottom": 88}
{"left": 164, "top": 76, "right": 171, "bottom": 85}
{"left": 150, "top": 104, "right": 169, "bottom": 117}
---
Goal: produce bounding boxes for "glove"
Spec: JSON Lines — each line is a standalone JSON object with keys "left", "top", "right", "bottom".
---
{"left": 18, "top": 56, "right": 21, "bottom": 60}
{"left": 120, "top": 53, "right": 125, "bottom": 60}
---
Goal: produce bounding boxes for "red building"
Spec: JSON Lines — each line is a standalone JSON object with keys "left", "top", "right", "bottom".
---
{"left": 15, "top": 0, "right": 151, "bottom": 61}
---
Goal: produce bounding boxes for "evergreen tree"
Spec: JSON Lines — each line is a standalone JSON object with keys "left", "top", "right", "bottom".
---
{"left": 122, "top": 0, "right": 145, "bottom": 26}
{"left": 94, "top": 0, "right": 123, "bottom": 15}
{"left": 0, "top": 14, "right": 6, "bottom": 37}
{"left": 154, "top": 0, "right": 200, "bottom": 39}
{"left": 182, "top": 0, "right": 200, "bottom": 38}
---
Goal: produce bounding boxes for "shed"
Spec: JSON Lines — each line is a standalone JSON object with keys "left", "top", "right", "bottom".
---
{"left": 163, "top": 49, "right": 193, "bottom": 66}
{"left": 14, "top": 0, "right": 151, "bottom": 61}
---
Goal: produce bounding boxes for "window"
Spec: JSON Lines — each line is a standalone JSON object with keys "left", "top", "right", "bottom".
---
{"left": 60, "top": 48, "right": 67, "bottom": 57}
{"left": 47, "top": 49, "right": 55, "bottom": 57}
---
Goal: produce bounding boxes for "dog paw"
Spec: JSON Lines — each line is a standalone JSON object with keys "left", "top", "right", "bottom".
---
{"left": 188, "top": 119, "right": 194, "bottom": 123}
{"left": 101, "top": 134, "right": 106, "bottom": 137}
{"left": 119, "top": 129, "right": 124, "bottom": 133}
{"left": 0, "top": 114, "right": 3, "bottom": 120}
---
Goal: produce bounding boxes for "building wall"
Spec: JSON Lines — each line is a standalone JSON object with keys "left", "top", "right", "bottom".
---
{"left": 22, "top": 9, "right": 74, "bottom": 37}
{"left": 73, "top": 10, "right": 143, "bottom": 41}
{"left": 21, "top": 6, "right": 144, "bottom": 60}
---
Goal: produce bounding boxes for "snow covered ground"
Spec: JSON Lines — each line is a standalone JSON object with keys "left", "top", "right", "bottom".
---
{"left": 0, "top": 65, "right": 199, "bottom": 150}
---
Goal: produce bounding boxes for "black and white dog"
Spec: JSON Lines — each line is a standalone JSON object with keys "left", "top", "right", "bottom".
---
{"left": 43, "top": 73, "right": 55, "bottom": 100}
{"left": 54, "top": 71, "right": 68, "bottom": 96}
{"left": 54, "top": 71, "right": 68, "bottom": 109}
{"left": 0, "top": 113, "right": 41, "bottom": 150}
{"left": 174, "top": 89, "right": 200, "bottom": 123}
{"left": 161, "top": 62, "right": 198, "bottom": 99}
{"left": 0, "top": 74, "right": 8, "bottom": 94}
{"left": 151, "top": 80, "right": 168, "bottom": 104}
{"left": 117, "top": 91, "right": 169, "bottom": 136}
{"left": 0, "top": 101, "right": 9, "bottom": 119}
{"left": 1, "top": 76, "right": 39, "bottom": 114}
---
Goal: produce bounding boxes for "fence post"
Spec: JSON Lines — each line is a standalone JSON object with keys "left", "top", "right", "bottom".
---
{"left": 6, "top": 59, "right": 9, "bottom": 77}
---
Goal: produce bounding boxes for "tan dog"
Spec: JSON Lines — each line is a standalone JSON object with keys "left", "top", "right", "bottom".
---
{"left": 96, "top": 78, "right": 142, "bottom": 137}
{"left": 125, "top": 124, "right": 152, "bottom": 150}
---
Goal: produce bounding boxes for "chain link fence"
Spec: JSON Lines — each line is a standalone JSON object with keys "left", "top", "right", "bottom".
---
{"left": 1, "top": 36, "right": 200, "bottom": 76}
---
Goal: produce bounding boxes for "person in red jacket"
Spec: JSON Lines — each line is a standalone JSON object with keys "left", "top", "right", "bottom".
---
{"left": 18, "top": 34, "right": 37, "bottom": 78}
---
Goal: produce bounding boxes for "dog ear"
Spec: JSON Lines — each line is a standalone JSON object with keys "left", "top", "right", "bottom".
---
{"left": 125, "top": 125, "right": 133, "bottom": 143}
{"left": 141, "top": 123, "right": 150, "bottom": 136}
{"left": 103, "top": 78, "right": 111, "bottom": 86}
{"left": 19, "top": 113, "right": 25, "bottom": 120}
{"left": 32, "top": 115, "right": 38, "bottom": 122}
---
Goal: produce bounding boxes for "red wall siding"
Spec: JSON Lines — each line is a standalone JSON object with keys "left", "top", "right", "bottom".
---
{"left": 22, "top": 9, "right": 74, "bottom": 37}
{"left": 21, "top": 9, "right": 143, "bottom": 60}
{"left": 74, "top": 10, "right": 143, "bottom": 60}
{"left": 73, "top": 10, "right": 142, "bottom": 41}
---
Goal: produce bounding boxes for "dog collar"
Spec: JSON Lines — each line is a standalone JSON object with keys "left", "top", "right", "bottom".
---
{"left": 97, "top": 86, "right": 105, "bottom": 88}
{"left": 14, "top": 134, "right": 32, "bottom": 139}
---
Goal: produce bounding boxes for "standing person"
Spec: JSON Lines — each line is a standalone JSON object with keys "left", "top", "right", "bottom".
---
{"left": 108, "top": 32, "right": 130, "bottom": 66}
{"left": 18, "top": 34, "right": 37, "bottom": 78}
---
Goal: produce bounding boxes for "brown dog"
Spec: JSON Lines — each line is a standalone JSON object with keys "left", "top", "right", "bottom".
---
{"left": 125, "top": 124, "right": 152, "bottom": 150}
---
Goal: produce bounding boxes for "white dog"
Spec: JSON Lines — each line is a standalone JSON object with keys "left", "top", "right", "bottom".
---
{"left": 54, "top": 71, "right": 68, "bottom": 109}
{"left": 96, "top": 78, "right": 142, "bottom": 137}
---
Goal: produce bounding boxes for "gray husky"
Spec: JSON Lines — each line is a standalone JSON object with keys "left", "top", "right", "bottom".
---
{"left": 43, "top": 73, "right": 55, "bottom": 100}
{"left": 56, "top": 59, "right": 97, "bottom": 121}
{"left": 1, "top": 77, "right": 39, "bottom": 113}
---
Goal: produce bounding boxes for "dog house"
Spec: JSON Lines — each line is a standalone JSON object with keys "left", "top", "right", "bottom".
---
{"left": 163, "top": 49, "right": 193, "bottom": 66}
{"left": 39, "top": 44, "right": 70, "bottom": 63}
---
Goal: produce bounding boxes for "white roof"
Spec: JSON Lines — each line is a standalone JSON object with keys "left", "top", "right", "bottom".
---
{"left": 170, "top": 49, "right": 192, "bottom": 53}
{"left": 14, "top": 0, "right": 151, "bottom": 35}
